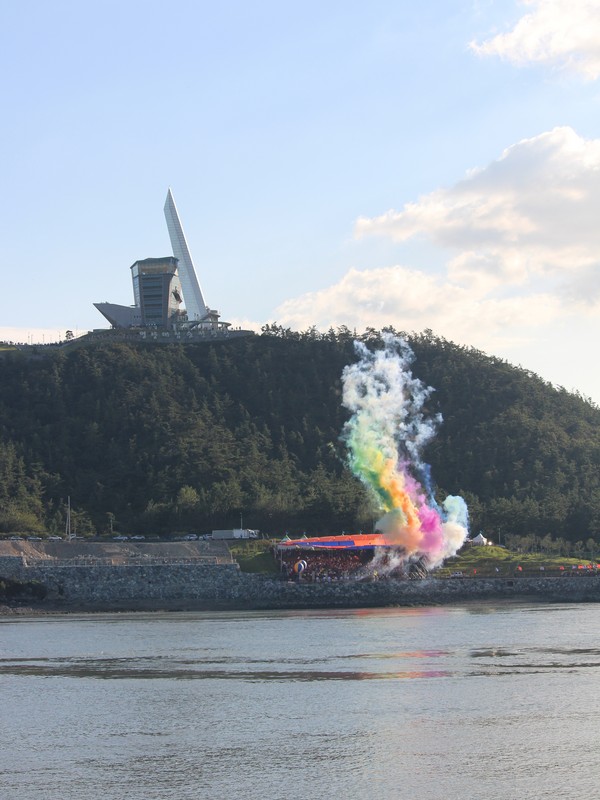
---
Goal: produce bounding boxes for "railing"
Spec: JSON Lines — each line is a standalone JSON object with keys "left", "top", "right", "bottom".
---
{"left": 23, "top": 557, "right": 225, "bottom": 568}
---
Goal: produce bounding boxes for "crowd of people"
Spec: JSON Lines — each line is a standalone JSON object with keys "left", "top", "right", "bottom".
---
{"left": 279, "top": 550, "right": 368, "bottom": 582}
{"left": 277, "top": 545, "right": 600, "bottom": 581}
{"left": 277, "top": 548, "right": 426, "bottom": 582}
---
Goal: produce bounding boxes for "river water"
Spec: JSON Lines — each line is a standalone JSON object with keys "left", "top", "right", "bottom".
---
{"left": 1, "top": 603, "right": 599, "bottom": 800}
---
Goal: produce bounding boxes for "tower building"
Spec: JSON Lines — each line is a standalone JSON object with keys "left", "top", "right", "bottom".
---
{"left": 133, "top": 257, "right": 183, "bottom": 328}
{"left": 164, "top": 189, "right": 207, "bottom": 321}
{"left": 94, "top": 190, "right": 229, "bottom": 332}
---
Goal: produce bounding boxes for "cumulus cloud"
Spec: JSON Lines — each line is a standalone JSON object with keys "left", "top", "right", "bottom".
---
{"left": 274, "top": 266, "right": 561, "bottom": 353}
{"left": 274, "top": 127, "right": 600, "bottom": 358}
{"left": 471, "top": 0, "right": 600, "bottom": 80}
{"left": 355, "top": 127, "right": 600, "bottom": 290}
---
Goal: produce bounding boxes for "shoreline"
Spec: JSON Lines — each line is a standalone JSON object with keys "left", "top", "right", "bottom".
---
{"left": 3, "top": 547, "right": 600, "bottom": 614}
{"left": 3, "top": 575, "right": 600, "bottom": 616}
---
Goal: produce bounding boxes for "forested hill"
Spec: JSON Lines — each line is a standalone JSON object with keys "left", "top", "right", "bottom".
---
{"left": 0, "top": 328, "right": 598, "bottom": 544}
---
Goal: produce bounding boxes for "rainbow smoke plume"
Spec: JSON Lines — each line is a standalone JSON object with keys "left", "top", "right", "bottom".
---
{"left": 341, "top": 334, "right": 469, "bottom": 569}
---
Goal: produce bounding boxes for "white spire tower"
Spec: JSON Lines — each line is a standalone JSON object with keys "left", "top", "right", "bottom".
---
{"left": 164, "top": 188, "right": 208, "bottom": 321}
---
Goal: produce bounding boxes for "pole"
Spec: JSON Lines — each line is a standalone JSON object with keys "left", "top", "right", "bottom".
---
{"left": 65, "top": 496, "right": 71, "bottom": 540}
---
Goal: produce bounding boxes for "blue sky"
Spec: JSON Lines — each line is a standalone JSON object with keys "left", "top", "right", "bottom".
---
{"left": 2, "top": 1, "right": 600, "bottom": 402}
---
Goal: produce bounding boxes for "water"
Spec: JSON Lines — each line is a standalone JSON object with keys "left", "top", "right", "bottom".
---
{"left": 1, "top": 603, "right": 599, "bottom": 800}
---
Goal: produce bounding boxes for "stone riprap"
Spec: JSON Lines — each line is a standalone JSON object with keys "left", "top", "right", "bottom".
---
{"left": 1, "top": 556, "right": 600, "bottom": 610}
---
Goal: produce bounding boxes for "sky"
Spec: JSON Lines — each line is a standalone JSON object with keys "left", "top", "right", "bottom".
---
{"left": 1, "top": 0, "right": 600, "bottom": 403}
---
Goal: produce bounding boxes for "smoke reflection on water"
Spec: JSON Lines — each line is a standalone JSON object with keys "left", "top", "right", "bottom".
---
{"left": 1, "top": 644, "right": 600, "bottom": 681}
{"left": 0, "top": 660, "right": 455, "bottom": 681}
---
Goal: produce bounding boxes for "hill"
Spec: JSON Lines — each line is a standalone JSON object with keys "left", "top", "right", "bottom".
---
{"left": 0, "top": 327, "right": 598, "bottom": 543}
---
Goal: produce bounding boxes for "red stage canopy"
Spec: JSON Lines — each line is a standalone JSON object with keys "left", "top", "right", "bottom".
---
{"left": 277, "top": 533, "right": 395, "bottom": 550}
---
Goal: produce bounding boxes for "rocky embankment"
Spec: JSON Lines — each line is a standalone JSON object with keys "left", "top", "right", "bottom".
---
{"left": 1, "top": 540, "right": 600, "bottom": 611}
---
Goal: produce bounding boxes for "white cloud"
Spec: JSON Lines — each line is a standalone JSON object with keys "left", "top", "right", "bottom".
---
{"left": 471, "top": 0, "right": 600, "bottom": 80}
{"left": 274, "top": 266, "right": 562, "bottom": 355}
{"left": 227, "top": 317, "right": 264, "bottom": 333}
{"left": 274, "top": 127, "right": 600, "bottom": 377}
{"left": 355, "top": 127, "right": 600, "bottom": 294}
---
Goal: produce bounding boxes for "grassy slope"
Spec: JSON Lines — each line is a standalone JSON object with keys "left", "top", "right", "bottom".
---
{"left": 226, "top": 540, "right": 279, "bottom": 573}
{"left": 437, "top": 545, "right": 598, "bottom": 577}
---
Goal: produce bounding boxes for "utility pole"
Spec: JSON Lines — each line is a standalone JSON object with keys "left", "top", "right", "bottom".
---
{"left": 65, "top": 496, "right": 72, "bottom": 540}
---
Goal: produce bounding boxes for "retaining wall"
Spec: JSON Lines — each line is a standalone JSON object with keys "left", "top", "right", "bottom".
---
{"left": 2, "top": 557, "right": 600, "bottom": 610}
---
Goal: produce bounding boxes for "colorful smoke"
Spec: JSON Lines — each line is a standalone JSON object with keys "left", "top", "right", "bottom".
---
{"left": 341, "top": 334, "right": 468, "bottom": 569}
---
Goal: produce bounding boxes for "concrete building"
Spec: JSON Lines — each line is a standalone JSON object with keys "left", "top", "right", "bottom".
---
{"left": 133, "top": 257, "right": 184, "bottom": 328}
{"left": 94, "top": 190, "right": 230, "bottom": 332}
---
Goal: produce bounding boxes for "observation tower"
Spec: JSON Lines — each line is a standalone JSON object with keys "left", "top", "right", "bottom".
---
{"left": 94, "top": 191, "right": 229, "bottom": 333}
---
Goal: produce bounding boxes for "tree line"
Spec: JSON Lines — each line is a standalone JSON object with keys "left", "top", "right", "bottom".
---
{"left": 0, "top": 326, "right": 598, "bottom": 542}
